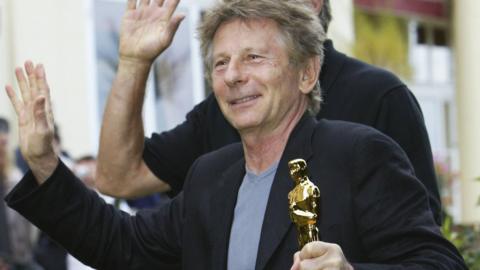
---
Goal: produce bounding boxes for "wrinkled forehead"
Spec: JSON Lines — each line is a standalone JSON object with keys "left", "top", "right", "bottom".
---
{"left": 212, "top": 17, "right": 287, "bottom": 55}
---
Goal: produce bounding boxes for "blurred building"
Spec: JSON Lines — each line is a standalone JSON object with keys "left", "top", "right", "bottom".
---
{"left": 354, "top": 0, "right": 480, "bottom": 223}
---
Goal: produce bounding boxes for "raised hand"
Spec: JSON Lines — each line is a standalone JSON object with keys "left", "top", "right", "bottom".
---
{"left": 119, "top": 0, "right": 185, "bottom": 65}
{"left": 5, "top": 61, "right": 58, "bottom": 183}
{"left": 290, "top": 241, "right": 353, "bottom": 270}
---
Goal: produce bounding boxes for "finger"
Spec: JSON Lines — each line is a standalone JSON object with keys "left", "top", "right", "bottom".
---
{"left": 15, "top": 67, "right": 31, "bottom": 103}
{"left": 126, "top": 0, "right": 137, "bottom": 10}
{"left": 25, "top": 61, "right": 38, "bottom": 96}
{"left": 299, "top": 256, "right": 344, "bottom": 270}
{"left": 139, "top": 0, "right": 150, "bottom": 7}
{"left": 33, "top": 96, "right": 49, "bottom": 131}
{"left": 166, "top": 13, "right": 185, "bottom": 38}
{"left": 299, "top": 241, "right": 328, "bottom": 260}
{"left": 35, "top": 64, "right": 54, "bottom": 125}
{"left": 35, "top": 64, "right": 50, "bottom": 96}
{"left": 5, "top": 85, "right": 22, "bottom": 115}
{"left": 155, "top": 0, "right": 165, "bottom": 6}
{"left": 299, "top": 258, "right": 320, "bottom": 270}
{"left": 164, "top": 0, "right": 181, "bottom": 19}
{"left": 290, "top": 252, "right": 301, "bottom": 270}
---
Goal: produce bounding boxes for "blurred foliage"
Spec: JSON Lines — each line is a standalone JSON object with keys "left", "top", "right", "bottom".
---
{"left": 442, "top": 215, "right": 480, "bottom": 269}
{"left": 434, "top": 159, "right": 456, "bottom": 207}
{"left": 436, "top": 159, "right": 480, "bottom": 269}
{"left": 353, "top": 10, "right": 411, "bottom": 80}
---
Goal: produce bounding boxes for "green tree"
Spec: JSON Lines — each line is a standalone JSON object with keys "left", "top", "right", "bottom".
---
{"left": 353, "top": 10, "right": 411, "bottom": 80}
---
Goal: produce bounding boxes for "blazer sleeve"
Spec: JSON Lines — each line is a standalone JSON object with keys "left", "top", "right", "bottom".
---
{"left": 374, "top": 86, "right": 441, "bottom": 225}
{"left": 5, "top": 161, "right": 183, "bottom": 270}
{"left": 349, "top": 132, "right": 466, "bottom": 270}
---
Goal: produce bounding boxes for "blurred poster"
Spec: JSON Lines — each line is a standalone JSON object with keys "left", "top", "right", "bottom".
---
{"left": 93, "top": 0, "right": 204, "bottom": 134}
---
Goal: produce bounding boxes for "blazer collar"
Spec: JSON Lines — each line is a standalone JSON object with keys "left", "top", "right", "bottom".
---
{"left": 255, "top": 114, "right": 317, "bottom": 269}
{"left": 319, "top": 40, "right": 347, "bottom": 104}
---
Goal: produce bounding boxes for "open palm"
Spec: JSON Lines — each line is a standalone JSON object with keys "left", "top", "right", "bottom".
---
{"left": 5, "top": 61, "right": 58, "bottom": 182}
{"left": 119, "top": 0, "right": 184, "bottom": 63}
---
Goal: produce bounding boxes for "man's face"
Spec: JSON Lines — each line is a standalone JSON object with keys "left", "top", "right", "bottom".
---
{"left": 74, "top": 160, "right": 97, "bottom": 188}
{"left": 211, "top": 18, "right": 308, "bottom": 133}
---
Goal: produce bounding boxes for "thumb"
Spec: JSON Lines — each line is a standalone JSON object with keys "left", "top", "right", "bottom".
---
{"left": 299, "top": 241, "right": 328, "bottom": 260}
{"left": 33, "top": 96, "right": 49, "bottom": 131}
{"left": 290, "top": 251, "right": 301, "bottom": 270}
{"left": 167, "top": 14, "right": 185, "bottom": 38}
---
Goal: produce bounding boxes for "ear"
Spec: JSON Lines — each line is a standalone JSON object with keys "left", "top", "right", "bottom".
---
{"left": 310, "top": 0, "right": 324, "bottom": 15}
{"left": 298, "top": 56, "right": 321, "bottom": 95}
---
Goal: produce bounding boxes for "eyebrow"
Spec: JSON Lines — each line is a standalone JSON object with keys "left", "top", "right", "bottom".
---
{"left": 213, "top": 47, "right": 268, "bottom": 60}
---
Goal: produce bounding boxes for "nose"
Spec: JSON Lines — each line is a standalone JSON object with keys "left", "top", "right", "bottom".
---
{"left": 224, "top": 58, "right": 247, "bottom": 87}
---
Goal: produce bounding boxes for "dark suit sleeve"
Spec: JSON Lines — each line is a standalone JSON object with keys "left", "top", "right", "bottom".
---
{"left": 5, "top": 161, "right": 183, "bottom": 270}
{"left": 349, "top": 132, "right": 466, "bottom": 269}
{"left": 374, "top": 86, "right": 441, "bottom": 225}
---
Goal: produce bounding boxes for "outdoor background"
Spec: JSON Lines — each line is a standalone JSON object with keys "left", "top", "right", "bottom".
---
{"left": 1, "top": 0, "right": 479, "bottom": 266}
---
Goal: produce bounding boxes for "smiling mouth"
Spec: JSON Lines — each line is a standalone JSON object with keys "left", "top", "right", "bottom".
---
{"left": 230, "top": 95, "right": 261, "bottom": 105}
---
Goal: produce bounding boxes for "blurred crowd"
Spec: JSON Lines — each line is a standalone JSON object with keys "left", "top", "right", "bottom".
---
{"left": 0, "top": 117, "right": 168, "bottom": 270}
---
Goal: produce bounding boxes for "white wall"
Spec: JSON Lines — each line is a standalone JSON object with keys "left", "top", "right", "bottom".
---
{"left": 4, "top": 0, "right": 96, "bottom": 158}
{"left": 0, "top": 0, "right": 18, "bottom": 152}
{"left": 0, "top": 0, "right": 13, "bottom": 121}
{"left": 329, "top": 0, "right": 355, "bottom": 54}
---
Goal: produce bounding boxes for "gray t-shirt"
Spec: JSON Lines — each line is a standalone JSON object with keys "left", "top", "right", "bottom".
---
{"left": 227, "top": 161, "right": 279, "bottom": 270}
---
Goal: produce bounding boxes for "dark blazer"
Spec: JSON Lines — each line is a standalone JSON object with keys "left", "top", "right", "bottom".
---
{"left": 144, "top": 40, "right": 441, "bottom": 225}
{"left": 6, "top": 117, "right": 463, "bottom": 269}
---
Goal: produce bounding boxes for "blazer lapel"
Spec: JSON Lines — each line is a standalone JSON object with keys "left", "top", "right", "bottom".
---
{"left": 255, "top": 116, "right": 316, "bottom": 270}
{"left": 209, "top": 158, "right": 245, "bottom": 270}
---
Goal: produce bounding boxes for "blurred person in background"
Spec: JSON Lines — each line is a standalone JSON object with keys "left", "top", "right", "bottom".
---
{"left": 95, "top": 0, "right": 442, "bottom": 226}
{"left": 73, "top": 156, "right": 97, "bottom": 189}
{"left": 0, "top": 258, "right": 9, "bottom": 270}
{"left": 0, "top": 118, "right": 11, "bottom": 269}
{"left": 0, "top": 117, "right": 42, "bottom": 270}
{"left": 73, "top": 155, "right": 133, "bottom": 213}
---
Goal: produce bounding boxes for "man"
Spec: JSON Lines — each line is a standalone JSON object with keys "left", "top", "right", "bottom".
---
{"left": 4, "top": 1, "right": 466, "bottom": 269}
{"left": 95, "top": 0, "right": 442, "bottom": 226}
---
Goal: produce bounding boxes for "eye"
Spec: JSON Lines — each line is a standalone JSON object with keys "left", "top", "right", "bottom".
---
{"left": 214, "top": 59, "right": 228, "bottom": 70}
{"left": 247, "top": 54, "right": 262, "bottom": 61}
{"left": 215, "top": 60, "right": 226, "bottom": 67}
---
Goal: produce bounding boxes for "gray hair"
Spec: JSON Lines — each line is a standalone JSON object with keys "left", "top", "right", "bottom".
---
{"left": 198, "top": 0, "right": 326, "bottom": 115}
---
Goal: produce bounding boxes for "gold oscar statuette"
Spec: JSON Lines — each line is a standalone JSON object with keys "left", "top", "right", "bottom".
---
{"left": 287, "top": 159, "right": 320, "bottom": 249}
